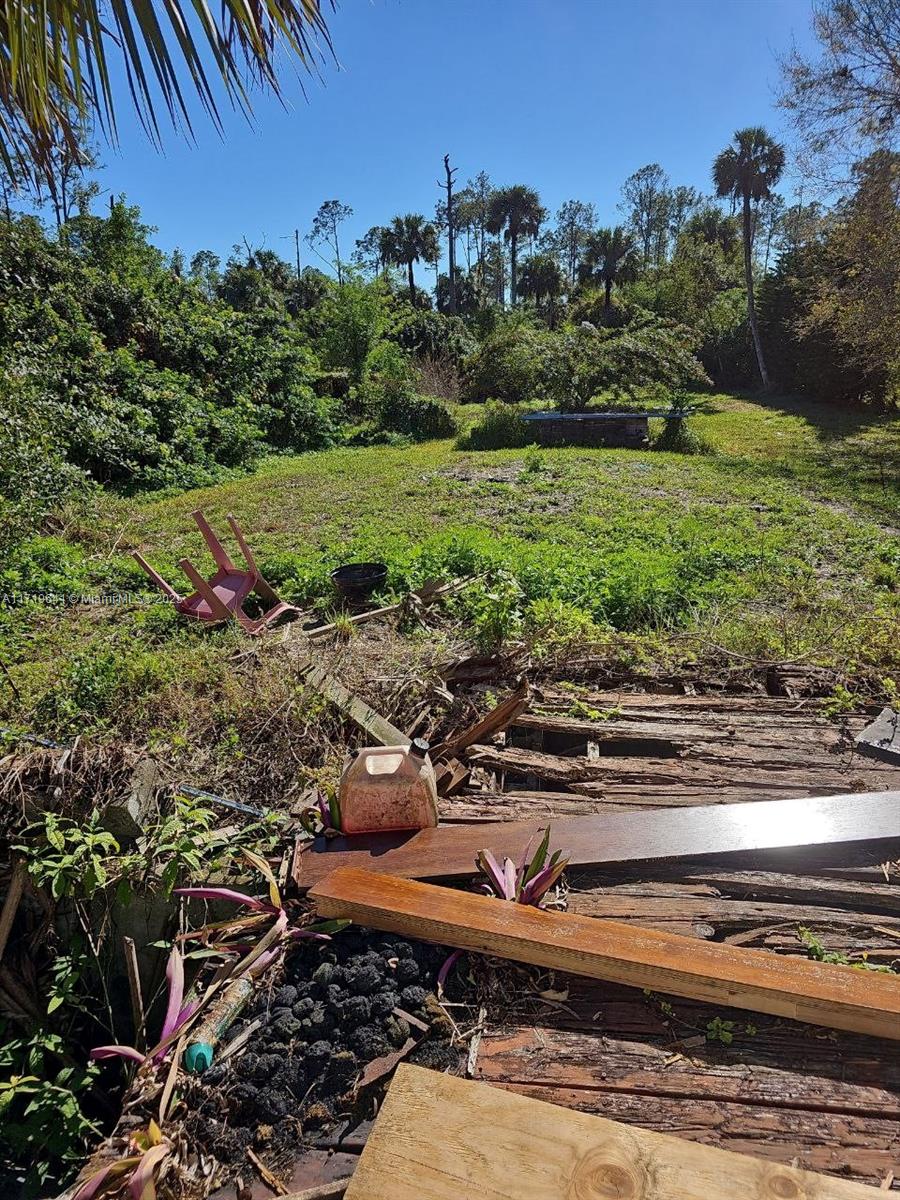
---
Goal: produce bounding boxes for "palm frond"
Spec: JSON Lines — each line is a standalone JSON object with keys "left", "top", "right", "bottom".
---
{"left": 0, "top": 0, "right": 334, "bottom": 176}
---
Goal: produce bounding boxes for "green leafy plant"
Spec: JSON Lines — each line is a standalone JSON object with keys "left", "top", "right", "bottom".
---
{"left": 460, "top": 570, "right": 525, "bottom": 649}
{"left": 16, "top": 810, "right": 134, "bottom": 899}
{"left": 0, "top": 1026, "right": 100, "bottom": 1196}
{"left": 705, "top": 1017, "right": 736, "bottom": 1045}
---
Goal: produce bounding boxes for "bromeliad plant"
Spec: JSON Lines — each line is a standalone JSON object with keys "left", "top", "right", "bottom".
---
{"left": 298, "top": 788, "right": 343, "bottom": 837}
{"left": 476, "top": 826, "right": 569, "bottom": 907}
{"left": 438, "top": 828, "right": 569, "bottom": 997}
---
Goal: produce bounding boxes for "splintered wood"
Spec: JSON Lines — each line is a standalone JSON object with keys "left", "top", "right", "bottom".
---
{"left": 294, "top": 788, "right": 900, "bottom": 888}
{"left": 343, "top": 1064, "right": 883, "bottom": 1200}
{"left": 309, "top": 868, "right": 900, "bottom": 1041}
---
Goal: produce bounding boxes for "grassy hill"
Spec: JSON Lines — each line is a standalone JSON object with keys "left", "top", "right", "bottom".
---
{"left": 1, "top": 390, "right": 897, "bottom": 780}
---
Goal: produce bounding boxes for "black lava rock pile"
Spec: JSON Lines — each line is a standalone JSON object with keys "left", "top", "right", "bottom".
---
{"left": 185, "top": 928, "right": 460, "bottom": 1169}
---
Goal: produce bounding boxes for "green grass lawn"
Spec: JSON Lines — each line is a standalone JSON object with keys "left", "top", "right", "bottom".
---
{"left": 2, "top": 391, "right": 898, "bottom": 754}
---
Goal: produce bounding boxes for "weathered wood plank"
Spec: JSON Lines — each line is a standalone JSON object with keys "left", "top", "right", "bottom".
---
{"left": 471, "top": 743, "right": 900, "bottom": 797}
{"left": 566, "top": 891, "right": 900, "bottom": 939}
{"left": 342, "top": 1064, "right": 884, "bottom": 1199}
{"left": 478, "top": 1023, "right": 900, "bottom": 1117}
{"left": 310, "top": 868, "right": 900, "bottom": 1041}
{"left": 294, "top": 789, "right": 900, "bottom": 888}
{"left": 300, "top": 665, "right": 409, "bottom": 747}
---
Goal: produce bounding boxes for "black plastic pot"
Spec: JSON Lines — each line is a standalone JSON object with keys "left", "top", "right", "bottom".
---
{"left": 330, "top": 561, "right": 388, "bottom": 604}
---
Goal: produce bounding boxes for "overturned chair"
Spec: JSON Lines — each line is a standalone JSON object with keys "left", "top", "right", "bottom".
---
{"left": 133, "top": 509, "right": 299, "bottom": 635}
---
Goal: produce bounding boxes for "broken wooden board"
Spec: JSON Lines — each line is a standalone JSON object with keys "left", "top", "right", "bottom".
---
{"left": 342, "top": 1063, "right": 882, "bottom": 1199}
{"left": 293, "top": 788, "right": 900, "bottom": 889}
{"left": 299, "top": 664, "right": 409, "bottom": 747}
{"left": 310, "top": 868, "right": 900, "bottom": 1041}
{"left": 487, "top": 692, "right": 900, "bottom": 806}
{"left": 856, "top": 708, "right": 900, "bottom": 767}
{"left": 429, "top": 679, "right": 531, "bottom": 759}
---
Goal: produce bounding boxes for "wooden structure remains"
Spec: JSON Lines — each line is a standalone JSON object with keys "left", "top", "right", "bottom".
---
{"left": 345, "top": 1064, "right": 884, "bottom": 1199}
{"left": 522, "top": 410, "right": 651, "bottom": 448}
{"left": 300, "top": 687, "right": 900, "bottom": 1189}
{"left": 295, "top": 789, "right": 900, "bottom": 887}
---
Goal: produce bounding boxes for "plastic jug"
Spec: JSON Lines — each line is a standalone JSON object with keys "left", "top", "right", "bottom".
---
{"left": 339, "top": 739, "right": 439, "bottom": 834}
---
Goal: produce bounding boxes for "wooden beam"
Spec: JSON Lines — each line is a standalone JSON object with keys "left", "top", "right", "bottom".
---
{"left": 300, "top": 665, "right": 409, "bottom": 747}
{"left": 310, "top": 869, "right": 900, "bottom": 1041}
{"left": 294, "top": 788, "right": 900, "bottom": 889}
{"left": 343, "top": 1064, "right": 882, "bottom": 1199}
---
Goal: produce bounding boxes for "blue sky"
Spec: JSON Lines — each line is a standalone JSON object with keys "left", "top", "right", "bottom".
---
{"left": 97, "top": 0, "right": 819, "bottom": 276}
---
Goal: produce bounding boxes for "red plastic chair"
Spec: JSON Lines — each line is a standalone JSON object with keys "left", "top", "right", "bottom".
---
{"left": 133, "top": 510, "right": 298, "bottom": 635}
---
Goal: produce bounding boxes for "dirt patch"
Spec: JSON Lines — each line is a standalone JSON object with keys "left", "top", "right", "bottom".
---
{"left": 436, "top": 464, "right": 525, "bottom": 484}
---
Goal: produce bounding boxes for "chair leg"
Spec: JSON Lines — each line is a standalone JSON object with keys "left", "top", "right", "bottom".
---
{"left": 133, "top": 553, "right": 181, "bottom": 603}
{"left": 191, "top": 510, "right": 235, "bottom": 572}
{"left": 226, "top": 514, "right": 260, "bottom": 575}
{"left": 178, "top": 558, "right": 235, "bottom": 624}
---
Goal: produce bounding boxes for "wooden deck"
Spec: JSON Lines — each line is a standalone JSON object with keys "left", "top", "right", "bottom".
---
{"left": 455, "top": 690, "right": 900, "bottom": 1188}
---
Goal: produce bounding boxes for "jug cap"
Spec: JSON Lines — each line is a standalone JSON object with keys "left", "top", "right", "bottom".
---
{"left": 409, "top": 737, "right": 430, "bottom": 758}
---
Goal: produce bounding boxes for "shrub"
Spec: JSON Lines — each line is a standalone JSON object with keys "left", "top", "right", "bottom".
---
{"left": 388, "top": 303, "right": 476, "bottom": 367}
{"left": 462, "top": 320, "right": 550, "bottom": 403}
{"left": 316, "top": 276, "right": 390, "bottom": 383}
{"left": 373, "top": 383, "right": 456, "bottom": 441}
{"left": 457, "top": 401, "right": 534, "bottom": 450}
{"left": 653, "top": 414, "right": 710, "bottom": 454}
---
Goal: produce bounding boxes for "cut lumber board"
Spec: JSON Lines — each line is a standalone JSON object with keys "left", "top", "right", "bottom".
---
{"left": 309, "top": 869, "right": 900, "bottom": 1041}
{"left": 342, "top": 1063, "right": 882, "bottom": 1199}
{"left": 300, "top": 665, "right": 409, "bottom": 747}
{"left": 294, "top": 789, "right": 900, "bottom": 888}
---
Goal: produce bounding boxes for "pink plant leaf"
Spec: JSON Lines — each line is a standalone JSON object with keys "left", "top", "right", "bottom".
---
{"left": 437, "top": 949, "right": 463, "bottom": 995}
{"left": 475, "top": 849, "right": 507, "bottom": 897}
{"left": 503, "top": 856, "right": 517, "bottom": 901}
{"left": 173, "top": 887, "right": 271, "bottom": 911}
{"left": 129, "top": 1143, "right": 170, "bottom": 1200}
{"left": 521, "top": 826, "right": 551, "bottom": 888}
{"left": 90, "top": 1045, "right": 146, "bottom": 1065}
{"left": 159, "top": 945, "right": 184, "bottom": 1044}
{"left": 71, "top": 1157, "right": 142, "bottom": 1200}
{"left": 520, "top": 856, "right": 569, "bottom": 906}
{"left": 517, "top": 829, "right": 540, "bottom": 876}
{"left": 250, "top": 946, "right": 284, "bottom": 973}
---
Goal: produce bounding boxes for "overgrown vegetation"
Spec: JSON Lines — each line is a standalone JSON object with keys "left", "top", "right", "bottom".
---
{"left": 3, "top": 0, "right": 900, "bottom": 1192}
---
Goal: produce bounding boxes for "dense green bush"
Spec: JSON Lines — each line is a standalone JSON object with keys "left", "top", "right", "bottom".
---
{"left": 463, "top": 312, "right": 709, "bottom": 409}
{"left": 457, "top": 400, "right": 535, "bottom": 449}
{"left": 387, "top": 303, "right": 476, "bottom": 367}
{"left": 0, "top": 209, "right": 342, "bottom": 497}
{"left": 462, "top": 318, "right": 549, "bottom": 403}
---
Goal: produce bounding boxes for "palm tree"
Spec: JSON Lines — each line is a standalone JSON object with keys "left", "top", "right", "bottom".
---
{"left": 1, "top": 0, "right": 332, "bottom": 179}
{"left": 713, "top": 127, "right": 785, "bottom": 390}
{"left": 578, "top": 226, "right": 638, "bottom": 309}
{"left": 517, "top": 253, "right": 564, "bottom": 325}
{"left": 487, "top": 185, "right": 546, "bottom": 307}
{"left": 386, "top": 214, "right": 439, "bottom": 305}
